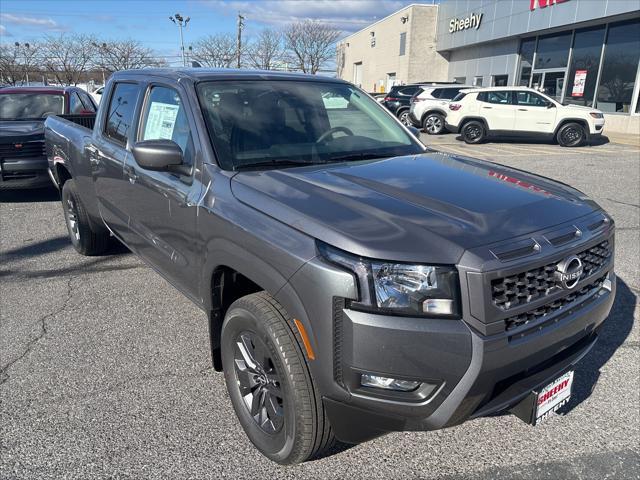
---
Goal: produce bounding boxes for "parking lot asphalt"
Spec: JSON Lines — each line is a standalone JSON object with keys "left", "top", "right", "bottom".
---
{"left": 1, "top": 136, "right": 639, "bottom": 479}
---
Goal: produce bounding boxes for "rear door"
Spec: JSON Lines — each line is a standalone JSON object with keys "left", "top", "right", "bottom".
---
{"left": 513, "top": 90, "right": 557, "bottom": 134}
{"left": 477, "top": 90, "right": 517, "bottom": 131}
{"left": 91, "top": 82, "right": 142, "bottom": 239}
{"left": 120, "top": 81, "right": 203, "bottom": 300}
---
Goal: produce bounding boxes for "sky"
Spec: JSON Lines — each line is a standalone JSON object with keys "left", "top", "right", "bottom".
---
{"left": 0, "top": 0, "right": 438, "bottom": 66}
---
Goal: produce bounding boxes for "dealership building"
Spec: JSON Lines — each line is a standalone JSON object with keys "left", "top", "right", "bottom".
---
{"left": 337, "top": 0, "right": 640, "bottom": 135}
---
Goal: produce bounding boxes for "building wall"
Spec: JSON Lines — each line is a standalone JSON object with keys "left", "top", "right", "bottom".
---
{"left": 337, "top": 4, "right": 447, "bottom": 92}
{"left": 437, "top": 0, "right": 640, "bottom": 52}
{"left": 446, "top": 38, "right": 520, "bottom": 86}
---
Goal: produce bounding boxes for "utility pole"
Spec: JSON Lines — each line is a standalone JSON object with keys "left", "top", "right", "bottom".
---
{"left": 170, "top": 13, "right": 191, "bottom": 67}
{"left": 236, "top": 13, "right": 245, "bottom": 69}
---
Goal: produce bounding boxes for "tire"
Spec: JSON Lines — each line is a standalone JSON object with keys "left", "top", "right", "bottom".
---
{"left": 61, "top": 179, "right": 109, "bottom": 255}
{"left": 221, "top": 292, "right": 334, "bottom": 464}
{"left": 461, "top": 120, "right": 486, "bottom": 144}
{"left": 422, "top": 112, "right": 445, "bottom": 135}
{"left": 397, "top": 110, "right": 411, "bottom": 126}
{"left": 557, "top": 122, "right": 585, "bottom": 147}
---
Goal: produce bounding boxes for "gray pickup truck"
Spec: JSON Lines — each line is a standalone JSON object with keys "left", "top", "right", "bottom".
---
{"left": 45, "top": 69, "right": 615, "bottom": 464}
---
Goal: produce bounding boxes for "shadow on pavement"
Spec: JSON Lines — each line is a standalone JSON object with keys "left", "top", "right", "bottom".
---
{"left": 452, "top": 134, "right": 610, "bottom": 147}
{"left": 565, "top": 276, "right": 636, "bottom": 411}
{"left": 0, "top": 187, "right": 59, "bottom": 203}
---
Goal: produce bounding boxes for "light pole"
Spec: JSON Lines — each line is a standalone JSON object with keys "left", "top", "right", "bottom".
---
{"left": 170, "top": 13, "right": 190, "bottom": 67}
{"left": 14, "top": 42, "right": 30, "bottom": 85}
{"left": 91, "top": 42, "right": 107, "bottom": 85}
{"left": 236, "top": 13, "right": 245, "bottom": 69}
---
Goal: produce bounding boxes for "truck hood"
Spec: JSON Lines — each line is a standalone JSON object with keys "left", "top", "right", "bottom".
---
{"left": 0, "top": 120, "right": 45, "bottom": 141}
{"left": 231, "top": 152, "right": 600, "bottom": 263}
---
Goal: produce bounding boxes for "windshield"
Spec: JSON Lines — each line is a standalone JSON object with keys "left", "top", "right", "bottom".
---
{"left": 196, "top": 80, "right": 424, "bottom": 170}
{"left": 0, "top": 93, "right": 65, "bottom": 120}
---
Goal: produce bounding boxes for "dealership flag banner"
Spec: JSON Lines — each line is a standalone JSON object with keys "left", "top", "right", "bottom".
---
{"left": 571, "top": 70, "right": 587, "bottom": 97}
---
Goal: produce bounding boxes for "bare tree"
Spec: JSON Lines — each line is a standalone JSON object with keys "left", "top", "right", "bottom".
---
{"left": 0, "top": 42, "right": 41, "bottom": 85}
{"left": 283, "top": 20, "right": 341, "bottom": 74}
{"left": 246, "top": 28, "right": 283, "bottom": 70}
{"left": 41, "top": 34, "right": 97, "bottom": 85}
{"left": 99, "top": 39, "right": 164, "bottom": 73}
{"left": 190, "top": 34, "right": 237, "bottom": 68}
{"left": 0, "top": 44, "right": 22, "bottom": 85}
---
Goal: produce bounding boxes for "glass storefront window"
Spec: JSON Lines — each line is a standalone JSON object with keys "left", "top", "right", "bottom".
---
{"left": 535, "top": 32, "right": 572, "bottom": 69}
{"left": 517, "top": 38, "right": 536, "bottom": 86}
{"left": 565, "top": 26, "right": 606, "bottom": 107}
{"left": 596, "top": 19, "right": 640, "bottom": 113}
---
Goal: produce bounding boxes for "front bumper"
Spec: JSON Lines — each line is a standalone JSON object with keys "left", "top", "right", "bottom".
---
{"left": 323, "top": 272, "right": 613, "bottom": 443}
{"left": 280, "top": 213, "right": 616, "bottom": 444}
{"left": 0, "top": 156, "right": 51, "bottom": 189}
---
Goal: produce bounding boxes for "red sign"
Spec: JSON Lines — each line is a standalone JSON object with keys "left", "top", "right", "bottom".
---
{"left": 571, "top": 70, "right": 587, "bottom": 97}
{"left": 530, "top": 0, "right": 570, "bottom": 11}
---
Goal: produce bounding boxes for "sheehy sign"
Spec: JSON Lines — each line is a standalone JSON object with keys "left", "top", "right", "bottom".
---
{"left": 449, "top": 13, "right": 483, "bottom": 34}
{"left": 530, "top": 0, "right": 570, "bottom": 11}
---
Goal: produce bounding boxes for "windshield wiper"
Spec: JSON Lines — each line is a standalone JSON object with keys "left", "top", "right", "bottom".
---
{"left": 327, "top": 153, "right": 393, "bottom": 163}
{"left": 234, "top": 159, "right": 318, "bottom": 170}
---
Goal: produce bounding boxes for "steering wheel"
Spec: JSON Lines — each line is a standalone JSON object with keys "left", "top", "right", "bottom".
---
{"left": 316, "top": 126, "right": 354, "bottom": 144}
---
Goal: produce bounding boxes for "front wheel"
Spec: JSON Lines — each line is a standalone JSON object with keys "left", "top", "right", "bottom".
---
{"left": 61, "top": 179, "right": 110, "bottom": 255}
{"left": 423, "top": 113, "right": 445, "bottom": 135}
{"left": 557, "top": 122, "right": 586, "bottom": 147}
{"left": 461, "top": 120, "right": 486, "bottom": 144}
{"left": 221, "top": 292, "right": 334, "bottom": 464}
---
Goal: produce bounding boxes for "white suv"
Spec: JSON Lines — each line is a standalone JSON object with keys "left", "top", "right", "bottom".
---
{"left": 409, "top": 84, "right": 472, "bottom": 135}
{"left": 445, "top": 87, "right": 605, "bottom": 147}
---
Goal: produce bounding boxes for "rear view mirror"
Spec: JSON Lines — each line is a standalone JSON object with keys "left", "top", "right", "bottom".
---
{"left": 132, "top": 139, "right": 186, "bottom": 173}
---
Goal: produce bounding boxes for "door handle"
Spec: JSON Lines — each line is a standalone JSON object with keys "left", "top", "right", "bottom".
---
{"left": 518, "top": 108, "right": 528, "bottom": 111}
{"left": 124, "top": 165, "right": 138, "bottom": 183}
{"left": 482, "top": 106, "right": 492, "bottom": 109}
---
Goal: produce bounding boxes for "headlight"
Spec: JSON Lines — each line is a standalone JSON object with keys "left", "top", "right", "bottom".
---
{"left": 318, "top": 242, "right": 460, "bottom": 318}
{"left": 589, "top": 112, "right": 604, "bottom": 119}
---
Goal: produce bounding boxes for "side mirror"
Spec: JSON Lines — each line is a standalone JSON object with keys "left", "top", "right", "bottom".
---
{"left": 132, "top": 139, "right": 185, "bottom": 173}
{"left": 546, "top": 102, "right": 555, "bottom": 109}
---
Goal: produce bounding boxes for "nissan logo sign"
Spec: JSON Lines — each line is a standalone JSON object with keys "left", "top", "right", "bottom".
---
{"left": 555, "top": 255, "right": 584, "bottom": 290}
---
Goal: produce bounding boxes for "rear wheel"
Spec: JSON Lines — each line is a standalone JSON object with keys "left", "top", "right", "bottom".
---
{"left": 61, "top": 179, "right": 109, "bottom": 255}
{"left": 398, "top": 110, "right": 412, "bottom": 126}
{"left": 557, "top": 122, "right": 585, "bottom": 147}
{"left": 423, "top": 112, "right": 445, "bottom": 135}
{"left": 221, "top": 292, "right": 334, "bottom": 464}
{"left": 461, "top": 120, "right": 486, "bottom": 144}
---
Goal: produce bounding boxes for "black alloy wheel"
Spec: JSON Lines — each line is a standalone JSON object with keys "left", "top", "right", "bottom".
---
{"left": 557, "top": 122, "right": 585, "bottom": 147}
{"left": 462, "top": 120, "right": 486, "bottom": 144}
{"left": 233, "top": 331, "right": 284, "bottom": 435}
{"left": 61, "top": 179, "right": 109, "bottom": 255}
{"left": 65, "top": 195, "right": 81, "bottom": 245}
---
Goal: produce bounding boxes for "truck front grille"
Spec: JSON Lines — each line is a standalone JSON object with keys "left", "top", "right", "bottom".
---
{"left": 491, "top": 240, "right": 611, "bottom": 310}
{"left": 504, "top": 274, "right": 607, "bottom": 332}
{"left": 0, "top": 140, "right": 46, "bottom": 159}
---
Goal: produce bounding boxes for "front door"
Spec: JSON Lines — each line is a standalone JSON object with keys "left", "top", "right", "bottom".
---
{"left": 121, "top": 82, "right": 203, "bottom": 301}
{"left": 92, "top": 82, "right": 142, "bottom": 239}
{"left": 513, "top": 90, "right": 558, "bottom": 134}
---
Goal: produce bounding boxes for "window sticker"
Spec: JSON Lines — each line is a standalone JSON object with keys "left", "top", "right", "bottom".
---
{"left": 144, "top": 102, "right": 180, "bottom": 140}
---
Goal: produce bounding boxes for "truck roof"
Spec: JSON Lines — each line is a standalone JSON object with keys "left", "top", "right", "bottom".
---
{"left": 112, "top": 68, "right": 348, "bottom": 84}
{"left": 0, "top": 85, "right": 80, "bottom": 95}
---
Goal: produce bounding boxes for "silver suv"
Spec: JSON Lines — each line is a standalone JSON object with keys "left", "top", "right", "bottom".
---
{"left": 409, "top": 84, "right": 471, "bottom": 135}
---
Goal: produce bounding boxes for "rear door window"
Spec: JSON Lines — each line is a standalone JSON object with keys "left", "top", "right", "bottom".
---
{"left": 69, "top": 92, "right": 85, "bottom": 114}
{"left": 478, "top": 91, "right": 512, "bottom": 104}
{"left": 104, "top": 83, "right": 140, "bottom": 146}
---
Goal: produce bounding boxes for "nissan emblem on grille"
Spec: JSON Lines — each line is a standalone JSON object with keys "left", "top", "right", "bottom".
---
{"left": 555, "top": 255, "right": 584, "bottom": 290}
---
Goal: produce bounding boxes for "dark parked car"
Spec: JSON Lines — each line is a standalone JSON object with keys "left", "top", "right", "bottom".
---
{"left": 0, "top": 86, "right": 96, "bottom": 189}
{"left": 45, "top": 69, "right": 615, "bottom": 464}
{"left": 380, "top": 84, "right": 427, "bottom": 126}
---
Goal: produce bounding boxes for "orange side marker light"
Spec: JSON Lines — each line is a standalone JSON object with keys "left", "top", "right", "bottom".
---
{"left": 293, "top": 319, "right": 316, "bottom": 361}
